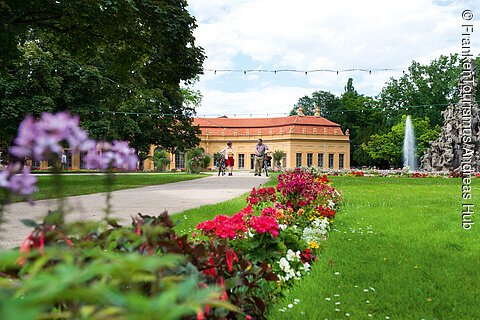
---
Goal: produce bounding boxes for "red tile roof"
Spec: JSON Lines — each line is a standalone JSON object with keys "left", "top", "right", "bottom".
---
{"left": 193, "top": 116, "right": 345, "bottom": 136}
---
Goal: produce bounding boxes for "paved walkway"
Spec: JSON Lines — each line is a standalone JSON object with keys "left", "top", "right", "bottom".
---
{"left": 0, "top": 172, "right": 269, "bottom": 249}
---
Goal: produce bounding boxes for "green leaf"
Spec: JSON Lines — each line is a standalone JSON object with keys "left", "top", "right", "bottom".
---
{"left": 20, "top": 219, "right": 38, "bottom": 228}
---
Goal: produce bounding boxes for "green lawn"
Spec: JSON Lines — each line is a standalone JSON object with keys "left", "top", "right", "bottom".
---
{"left": 18, "top": 173, "right": 208, "bottom": 202}
{"left": 268, "top": 177, "right": 480, "bottom": 319}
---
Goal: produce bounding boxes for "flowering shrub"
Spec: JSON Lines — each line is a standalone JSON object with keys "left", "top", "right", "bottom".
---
{"left": 186, "top": 148, "right": 211, "bottom": 174}
{"left": 302, "top": 217, "right": 330, "bottom": 248}
{"left": 3, "top": 212, "right": 278, "bottom": 319}
{"left": 274, "top": 249, "right": 311, "bottom": 282}
{"left": 196, "top": 205, "right": 279, "bottom": 239}
{"left": 276, "top": 169, "right": 321, "bottom": 210}
{"left": 347, "top": 170, "right": 365, "bottom": 177}
{"left": 247, "top": 187, "right": 277, "bottom": 206}
{"left": 196, "top": 168, "right": 343, "bottom": 293}
{"left": 411, "top": 172, "right": 429, "bottom": 178}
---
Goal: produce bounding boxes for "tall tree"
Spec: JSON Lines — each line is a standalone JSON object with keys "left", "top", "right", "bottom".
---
{"left": 0, "top": 0, "right": 205, "bottom": 162}
{"left": 336, "top": 80, "right": 388, "bottom": 166}
{"left": 290, "top": 79, "right": 388, "bottom": 167}
{"left": 379, "top": 54, "right": 480, "bottom": 127}
{"left": 290, "top": 91, "right": 342, "bottom": 116}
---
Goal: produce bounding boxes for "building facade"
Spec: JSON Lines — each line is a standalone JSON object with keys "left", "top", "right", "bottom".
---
{"left": 144, "top": 113, "right": 350, "bottom": 171}
{"left": 29, "top": 112, "right": 350, "bottom": 171}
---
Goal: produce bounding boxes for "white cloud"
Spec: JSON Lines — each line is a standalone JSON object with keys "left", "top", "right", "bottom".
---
{"left": 188, "top": 0, "right": 479, "bottom": 115}
{"left": 196, "top": 86, "right": 315, "bottom": 116}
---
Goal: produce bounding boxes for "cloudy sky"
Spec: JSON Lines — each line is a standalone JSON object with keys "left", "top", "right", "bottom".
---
{"left": 187, "top": 0, "right": 479, "bottom": 117}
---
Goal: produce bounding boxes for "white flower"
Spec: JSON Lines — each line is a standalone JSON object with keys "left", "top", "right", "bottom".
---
{"left": 286, "top": 249, "right": 296, "bottom": 261}
{"left": 279, "top": 224, "right": 288, "bottom": 230}
{"left": 288, "top": 269, "right": 296, "bottom": 278}
{"left": 328, "top": 199, "right": 335, "bottom": 208}
{"left": 288, "top": 304, "right": 293, "bottom": 308}
{"left": 295, "top": 251, "right": 301, "bottom": 259}
{"left": 279, "top": 257, "right": 290, "bottom": 271}
{"left": 303, "top": 262, "right": 311, "bottom": 272}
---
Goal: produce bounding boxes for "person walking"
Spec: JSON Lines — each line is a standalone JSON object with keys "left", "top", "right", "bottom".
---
{"left": 220, "top": 142, "right": 235, "bottom": 176}
{"left": 254, "top": 138, "right": 269, "bottom": 176}
{"left": 61, "top": 152, "right": 68, "bottom": 170}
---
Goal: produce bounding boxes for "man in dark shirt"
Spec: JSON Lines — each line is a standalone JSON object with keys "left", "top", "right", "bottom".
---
{"left": 254, "top": 138, "right": 269, "bottom": 176}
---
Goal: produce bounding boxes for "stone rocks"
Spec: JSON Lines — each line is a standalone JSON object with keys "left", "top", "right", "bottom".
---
{"left": 421, "top": 61, "right": 480, "bottom": 172}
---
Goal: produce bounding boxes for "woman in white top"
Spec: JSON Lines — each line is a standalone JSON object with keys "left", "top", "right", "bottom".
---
{"left": 221, "top": 142, "right": 234, "bottom": 176}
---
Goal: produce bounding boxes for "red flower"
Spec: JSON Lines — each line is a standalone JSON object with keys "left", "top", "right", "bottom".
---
{"left": 196, "top": 210, "right": 249, "bottom": 239}
{"left": 203, "top": 256, "right": 217, "bottom": 277}
{"left": 196, "top": 220, "right": 216, "bottom": 233}
{"left": 197, "top": 310, "right": 205, "bottom": 320}
{"left": 300, "top": 248, "right": 316, "bottom": 263}
{"left": 249, "top": 215, "right": 279, "bottom": 238}
{"left": 247, "top": 187, "right": 277, "bottom": 206}
{"left": 225, "top": 248, "right": 238, "bottom": 272}
{"left": 261, "top": 207, "right": 277, "bottom": 217}
{"left": 316, "top": 206, "right": 336, "bottom": 218}
{"left": 238, "top": 205, "right": 254, "bottom": 215}
{"left": 319, "top": 174, "right": 330, "bottom": 184}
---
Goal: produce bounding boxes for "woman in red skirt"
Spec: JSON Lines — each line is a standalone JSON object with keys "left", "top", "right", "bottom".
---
{"left": 221, "top": 141, "right": 235, "bottom": 176}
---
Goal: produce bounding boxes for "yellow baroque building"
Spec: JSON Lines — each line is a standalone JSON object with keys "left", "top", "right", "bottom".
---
{"left": 27, "top": 111, "right": 350, "bottom": 171}
{"left": 144, "top": 113, "right": 350, "bottom": 171}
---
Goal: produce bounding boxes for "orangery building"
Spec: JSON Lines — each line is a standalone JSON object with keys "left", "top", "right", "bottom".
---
{"left": 144, "top": 108, "right": 351, "bottom": 171}
{"left": 27, "top": 108, "right": 350, "bottom": 171}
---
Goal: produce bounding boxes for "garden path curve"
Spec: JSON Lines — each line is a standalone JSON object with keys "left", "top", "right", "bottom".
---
{"left": 0, "top": 172, "right": 269, "bottom": 250}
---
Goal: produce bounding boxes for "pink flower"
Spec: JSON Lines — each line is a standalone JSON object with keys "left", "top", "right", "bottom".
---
{"left": 0, "top": 164, "right": 37, "bottom": 196}
{"left": 84, "top": 140, "right": 138, "bottom": 170}
{"left": 196, "top": 220, "right": 216, "bottom": 233}
{"left": 246, "top": 187, "right": 277, "bottom": 205}
{"left": 10, "top": 112, "right": 91, "bottom": 161}
{"left": 261, "top": 207, "right": 277, "bottom": 217}
{"left": 196, "top": 210, "right": 249, "bottom": 239}
{"left": 249, "top": 215, "right": 279, "bottom": 238}
{"left": 6, "top": 166, "right": 38, "bottom": 195}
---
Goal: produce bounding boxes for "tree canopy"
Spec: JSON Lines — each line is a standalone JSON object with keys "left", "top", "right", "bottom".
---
{"left": 0, "top": 0, "right": 205, "bottom": 160}
{"left": 290, "top": 54, "right": 480, "bottom": 168}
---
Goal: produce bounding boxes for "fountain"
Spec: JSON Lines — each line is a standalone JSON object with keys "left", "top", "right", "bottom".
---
{"left": 403, "top": 115, "right": 416, "bottom": 171}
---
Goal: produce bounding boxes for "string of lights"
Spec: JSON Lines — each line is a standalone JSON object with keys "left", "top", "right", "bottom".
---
{"left": 203, "top": 67, "right": 407, "bottom": 75}
{"left": 85, "top": 101, "right": 475, "bottom": 118}
{"left": 76, "top": 63, "right": 462, "bottom": 117}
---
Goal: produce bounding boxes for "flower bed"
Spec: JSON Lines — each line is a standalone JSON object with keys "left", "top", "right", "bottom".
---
{"left": 0, "top": 169, "right": 342, "bottom": 319}
{"left": 298, "top": 165, "right": 480, "bottom": 179}
{"left": 0, "top": 112, "right": 343, "bottom": 319}
{"left": 195, "top": 169, "right": 342, "bottom": 299}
